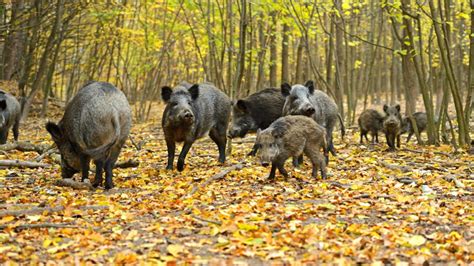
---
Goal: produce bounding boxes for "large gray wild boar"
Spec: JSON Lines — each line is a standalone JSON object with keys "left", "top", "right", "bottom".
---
{"left": 161, "top": 82, "right": 231, "bottom": 171}
{"left": 255, "top": 115, "right": 328, "bottom": 180}
{"left": 281, "top": 80, "right": 344, "bottom": 157}
{"left": 0, "top": 90, "right": 21, "bottom": 144}
{"left": 46, "top": 81, "right": 131, "bottom": 189}
{"left": 228, "top": 88, "right": 285, "bottom": 155}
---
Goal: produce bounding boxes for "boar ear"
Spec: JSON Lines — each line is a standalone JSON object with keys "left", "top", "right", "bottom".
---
{"left": 304, "top": 80, "right": 315, "bottom": 94}
{"left": 271, "top": 126, "right": 285, "bottom": 139}
{"left": 0, "top": 100, "right": 6, "bottom": 111}
{"left": 189, "top": 84, "right": 200, "bottom": 100}
{"left": 395, "top": 104, "right": 401, "bottom": 112}
{"left": 46, "top": 122, "right": 62, "bottom": 142}
{"left": 236, "top": 99, "right": 247, "bottom": 112}
{"left": 281, "top": 83, "right": 291, "bottom": 97}
{"left": 161, "top": 86, "right": 173, "bottom": 102}
{"left": 383, "top": 104, "right": 388, "bottom": 113}
{"left": 256, "top": 128, "right": 261, "bottom": 136}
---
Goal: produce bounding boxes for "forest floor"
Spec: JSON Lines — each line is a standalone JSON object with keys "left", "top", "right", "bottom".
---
{"left": 0, "top": 103, "right": 473, "bottom": 265}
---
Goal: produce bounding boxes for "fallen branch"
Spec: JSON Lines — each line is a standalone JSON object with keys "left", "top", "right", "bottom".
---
{"left": 35, "top": 147, "right": 58, "bottom": 162}
{"left": 0, "top": 142, "right": 51, "bottom": 154}
{"left": 379, "top": 161, "right": 411, "bottom": 173}
{"left": 190, "top": 214, "right": 222, "bottom": 226}
{"left": 185, "top": 163, "right": 244, "bottom": 197}
{"left": 0, "top": 159, "right": 50, "bottom": 168}
{"left": 129, "top": 135, "right": 146, "bottom": 151}
{"left": 401, "top": 148, "right": 451, "bottom": 157}
{"left": 54, "top": 179, "right": 93, "bottom": 190}
{"left": 0, "top": 205, "right": 108, "bottom": 217}
{"left": 0, "top": 223, "right": 79, "bottom": 230}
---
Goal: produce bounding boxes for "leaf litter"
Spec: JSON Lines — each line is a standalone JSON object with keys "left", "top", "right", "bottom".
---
{"left": 0, "top": 105, "right": 472, "bottom": 264}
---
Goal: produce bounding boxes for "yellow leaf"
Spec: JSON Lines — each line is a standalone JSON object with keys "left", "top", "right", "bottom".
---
{"left": 26, "top": 215, "right": 41, "bottom": 222}
{"left": 114, "top": 251, "right": 138, "bottom": 264}
{"left": 167, "top": 244, "right": 185, "bottom": 257}
{"left": 0, "top": 216, "right": 15, "bottom": 224}
{"left": 237, "top": 223, "right": 258, "bottom": 231}
{"left": 43, "top": 239, "right": 52, "bottom": 248}
{"left": 407, "top": 235, "right": 426, "bottom": 247}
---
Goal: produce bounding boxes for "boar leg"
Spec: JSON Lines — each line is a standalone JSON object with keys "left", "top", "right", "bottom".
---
{"left": 0, "top": 129, "right": 8, "bottom": 144}
{"left": 292, "top": 155, "right": 303, "bottom": 167}
{"left": 268, "top": 163, "right": 277, "bottom": 180}
{"left": 247, "top": 144, "right": 258, "bottom": 156}
{"left": 277, "top": 163, "right": 289, "bottom": 178}
{"left": 104, "top": 159, "right": 115, "bottom": 189}
{"left": 104, "top": 148, "right": 121, "bottom": 189}
{"left": 396, "top": 134, "right": 401, "bottom": 148}
{"left": 359, "top": 131, "right": 365, "bottom": 144}
{"left": 177, "top": 142, "right": 193, "bottom": 171}
{"left": 406, "top": 132, "right": 413, "bottom": 143}
{"left": 12, "top": 118, "right": 20, "bottom": 141}
{"left": 92, "top": 160, "right": 104, "bottom": 188}
{"left": 165, "top": 139, "right": 176, "bottom": 170}
{"left": 375, "top": 132, "right": 379, "bottom": 143}
{"left": 209, "top": 128, "right": 226, "bottom": 163}
{"left": 80, "top": 156, "right": 91, "bottom": 182}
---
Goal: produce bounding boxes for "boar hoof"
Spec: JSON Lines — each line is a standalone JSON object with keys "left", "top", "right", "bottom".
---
{"left": 166, "top": 165, "right": 173, "bottom": 170}
{"left": 104, "top": 182, "right": 114, "bottom": 190}
{"left": 177, "top": 163, "right": 185, "bottom": 172}
{"left": 92, "top": 180, "right": 101, "bottom": 188}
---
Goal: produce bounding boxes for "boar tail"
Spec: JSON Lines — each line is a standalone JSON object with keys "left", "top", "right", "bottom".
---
{"left": 84, "top": 114, "right": 120, "bottom": 158}
{"left": 337, "top": 113, "right": 345, "bottom": 139}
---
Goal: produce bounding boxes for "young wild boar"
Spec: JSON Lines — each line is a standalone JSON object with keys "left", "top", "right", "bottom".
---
{"left": 358, "top": 109, "right": 384, "bottom": 144}
{"left": 255, "top": 115, "right": 328, "bottom": 180}
{"left": 281, "top": 80, "right": 344, "bottom": 157}
{"left": 228, "top": 88, "right": 285, "bottom": 155}
{"left": 401, "top": 112, "right": 427, "bottom": 143}
{"left": 382, "top": 104, "right": 402, "bottom": 151}
{"left": 0, "top": 90, "right": 21, "bottom": 144}
{"left": 46, "top": 82, "right": 131, "bottom": 189}
{"left": 161, "top": 82, "right": 231, "bottom": 171}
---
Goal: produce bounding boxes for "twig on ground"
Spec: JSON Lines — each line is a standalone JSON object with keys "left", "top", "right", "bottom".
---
{"left": 0, "top": 205, "right": 108, "bottom": 217}
{"left": 0, "top": 142, "right": 51, "bottom": 154}
{"left": 35, "top": 147, "right": 58, "bottom": 162}
{"left": 0, "top": 223, "right": 79, "bottom": 230}
{"left": 185, "top": 162, "right": 244, "bottom": 197}
{"left": 0, "top": 159, "right": 50, "bottom": 168}
{"left": 401, "top": 148, "right": 451, "bottom": 157}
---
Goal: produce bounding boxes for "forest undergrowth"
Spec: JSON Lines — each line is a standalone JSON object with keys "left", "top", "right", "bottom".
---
{"left": 0, "top": 104, "right": 472, "bottom": 264}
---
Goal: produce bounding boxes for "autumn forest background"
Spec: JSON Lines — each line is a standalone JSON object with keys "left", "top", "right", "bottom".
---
{"left": 0, "top": 0, "right": 473, "bottom": 264}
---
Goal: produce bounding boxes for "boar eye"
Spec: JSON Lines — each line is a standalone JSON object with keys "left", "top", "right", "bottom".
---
{"left": 170, "top": 102, "right": 178, "bottom": 107}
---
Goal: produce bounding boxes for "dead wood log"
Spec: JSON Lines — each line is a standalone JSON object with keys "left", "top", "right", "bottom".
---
{"left": 0, "top": 205, "right": 108, "bottom": 217}
{"left": 0, "top": 159, "right": 50, "bottom": 168}
{"left": 0, "top": 223, "right": 79, "bottom": 230}
{"left": 185, "top": 163, "right": 244, "bottom": 197}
